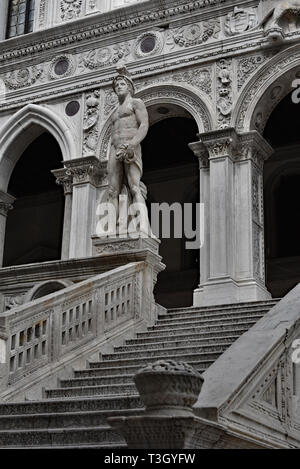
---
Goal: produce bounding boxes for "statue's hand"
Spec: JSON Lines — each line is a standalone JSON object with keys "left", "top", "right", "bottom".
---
{"left": 124, "top": 144, "right": 135, "bottom": 163}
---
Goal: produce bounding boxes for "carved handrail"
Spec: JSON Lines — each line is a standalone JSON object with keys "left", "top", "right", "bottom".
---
{"left": 0, "top": 262, "right": 147, "bottom": 391}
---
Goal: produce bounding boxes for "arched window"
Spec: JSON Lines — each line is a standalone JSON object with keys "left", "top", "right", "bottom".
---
{"left": 6, "top": 0, "right": 35, "bottom": 39}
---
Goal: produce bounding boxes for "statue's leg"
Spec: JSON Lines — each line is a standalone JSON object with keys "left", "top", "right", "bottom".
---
{"left": 126, "top": 163, "right": 144, "bottom": 206}
{"left": 108, "top": 146, "right": 123, "bottom": 222}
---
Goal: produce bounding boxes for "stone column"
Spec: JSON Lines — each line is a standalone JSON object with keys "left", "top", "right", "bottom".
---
{"left": 0, "top": 190, "right": 15, "bottom": 267}
{"left": 52, "top": 168, "right": 73, "bottom": 260}
{"left": 66, "top": 157, "right": 102, "bottom": 259}
{"left": 190, "top": 129, "right": 273, "bottom": 306}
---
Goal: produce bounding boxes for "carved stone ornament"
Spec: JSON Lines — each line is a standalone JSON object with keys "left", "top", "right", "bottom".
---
{"left": 217, "top": 59, "right": 233, "bottom": 128}
{"left": 225, "top": 7, "right": 257, "bottom": 36}
{"left": 60, "top": 0, "right": 83, "bottom": 20}
{"left": 83, "top": 90, "right": 101, "bottom": 156}
{"left": 51, "top": 168, "right": 73, "bottom": 195}
{"left": 166, "top": 19, "right": 220, "bottom": 48}
{"left": 133, "top": 31, "right": 164, "bottom": 58}
{"left": 134, "top": 360, "right": 204, "bottom": 416}
{"left": 49, "top": 55, "right": 76, "bottom": 80}
{"left": 4, "top": 66, "right": 43, "bottom": 90}
{"left": 64, "top": 156, "right": 103, "bottom": 186}
{"left": 79, "top": 43, "right": 130, "bottom": 71}
{"left": 0, "top": 202, "right": 13, "bottom": 217}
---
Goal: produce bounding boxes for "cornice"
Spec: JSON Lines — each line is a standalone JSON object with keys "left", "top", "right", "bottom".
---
{"left": 0, "top": 0, "right": 257, "bottom": 66}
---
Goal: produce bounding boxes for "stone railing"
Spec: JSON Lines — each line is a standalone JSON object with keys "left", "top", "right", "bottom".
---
{"left": 0, "top": 262, "right": 152, "bottom": 396}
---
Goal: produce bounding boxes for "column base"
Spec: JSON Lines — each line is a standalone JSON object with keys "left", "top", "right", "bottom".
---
{"left": 193, "top": 278, "right": 272, "bottom": 307}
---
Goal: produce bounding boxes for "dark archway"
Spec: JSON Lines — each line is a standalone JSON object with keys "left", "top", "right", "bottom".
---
{"left": 264, "top": 90, "right": 300, "bottom": 297}
{"left": 142, "top": 113, "right": 199, "bottom": 308}
{"left": 3, "top": 132, "right": 64, "bottom": 267}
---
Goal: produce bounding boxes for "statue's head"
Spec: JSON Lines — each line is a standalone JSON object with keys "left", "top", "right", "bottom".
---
{"left": 112, "top": 67, "right": 135, "bottom": 97}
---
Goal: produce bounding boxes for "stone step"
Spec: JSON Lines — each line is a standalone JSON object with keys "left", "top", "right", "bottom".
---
{"left": 155, "top": 312, "right": 265, "bottom": 326}
{"left": 128, "top": 328, "right": 250, "bottom": 345}
{"left": 116, "top": 334, "right": 240, "bottom": 352}
{"left": 0, "top": 426, "right": 124, "bottom": 448}
{"left": 0, "top": 408, "right": 140, "bottom": 431}
{"left": 74, "top": 364, "right": 145, "bottom": 378}
{"left": 147, "top": 314, "right": 263, "bottom": 331}
{"left": 159, "top": 306, "right": 273, "bottom": 321}
{"left": 167, "top": 300, "right": 279, "bottom": 314}
{"left": 60, "top": 374, "right": 134, "bottom": 388}
{"left": 89, "top": 352, "right": 221, "bottom": 369}
{"left": 135, "top": 321, "right": 258, "bottom": 339}
{"left": 103, "top": 343, "right": 230, "bottom": 361}
{"left": 0, "top": 396, "right": 144, "bottom": 416}
{"left": 74, "top": 360, "right": 207, "bottom": 379}
{"left": 46, "top": 383, "right": 137, "bottom": 399}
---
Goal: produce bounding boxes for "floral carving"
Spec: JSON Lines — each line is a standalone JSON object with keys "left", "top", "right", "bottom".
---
{"left": 4, "top": 66, "right": 43, "bottom": 90}
{"left": 83, "top": 90, "right": 101, "bottom": 156}
{"left": 217, "top": 59, "right": 232, "bottom": 128}
{"left": 166, "top": 19, "right": 220, "bottom": 48}
{"left": 79, "top": 43, "right": 130, "bottom": 71}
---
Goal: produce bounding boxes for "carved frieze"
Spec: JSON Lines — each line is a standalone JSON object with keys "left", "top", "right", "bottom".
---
{"left": 4, "top": 66, "right": 43, "bottom": 90}
{"left": 78, "top": 43, "right": 131, "bottom": 72}
{"left": 166, "top": 20, "right": 220, "bottom": 49}
{"left": 135, "top": 67, "right": 213, "bottom": 97}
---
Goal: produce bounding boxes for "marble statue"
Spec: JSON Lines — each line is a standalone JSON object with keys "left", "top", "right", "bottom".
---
{"left": 260, "top": 0, "right": 300, "bottom": 31}
{"left": 108, "top": 67, "right": 149, "bottom": 223}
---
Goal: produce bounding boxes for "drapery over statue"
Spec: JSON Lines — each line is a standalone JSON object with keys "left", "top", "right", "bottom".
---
{"left": 97, "top": 67, "right": 151, "bottom": 238}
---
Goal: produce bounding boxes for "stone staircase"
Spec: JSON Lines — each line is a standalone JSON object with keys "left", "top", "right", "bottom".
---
{"left": 0, "top": 299, "right": 278, "bottom": 449}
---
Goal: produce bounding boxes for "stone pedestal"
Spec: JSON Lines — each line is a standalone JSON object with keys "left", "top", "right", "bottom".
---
{"left": 190, "top": 129, "right": 273, "bottom": 306}
{"left": 108, "top": 360, "right": 205, "bottom": 448}
{"left": 92, "top": 235, "right": 164, "bottom": 324}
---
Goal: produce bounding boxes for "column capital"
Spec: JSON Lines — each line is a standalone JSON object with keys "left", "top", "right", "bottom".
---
{"left": 189, "top": 141, "right": 209, "bottom": 169}
{"left": 52, "top": 168, "right": 73, "bottom": 195}
{"left": 64, "top": 156, "right": 105, "bottom": 187}
{"left": 236, "top": 131, "right": 274, "bottom": 171}
{"left": 199, "top": 128, "right": 239, "bottom": 161}
{"left": 191, "top": 129, "right": 274, "bottom": 171}
{"left": 0, "top": 190, "right": 15, "bottom": 217}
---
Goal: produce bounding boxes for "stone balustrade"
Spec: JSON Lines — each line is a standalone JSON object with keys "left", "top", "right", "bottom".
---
{"left": 0, "top": 261, "right": 152, "bottom": 397}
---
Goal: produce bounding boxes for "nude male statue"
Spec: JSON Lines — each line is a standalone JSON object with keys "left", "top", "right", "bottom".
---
{"left": 108, "top": 68, "right": 149, "bottom": 221}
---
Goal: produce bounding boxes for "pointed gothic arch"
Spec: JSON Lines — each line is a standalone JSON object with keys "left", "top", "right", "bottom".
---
{"left": 0, "top": 103, "right": 76, "bottom": 192}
